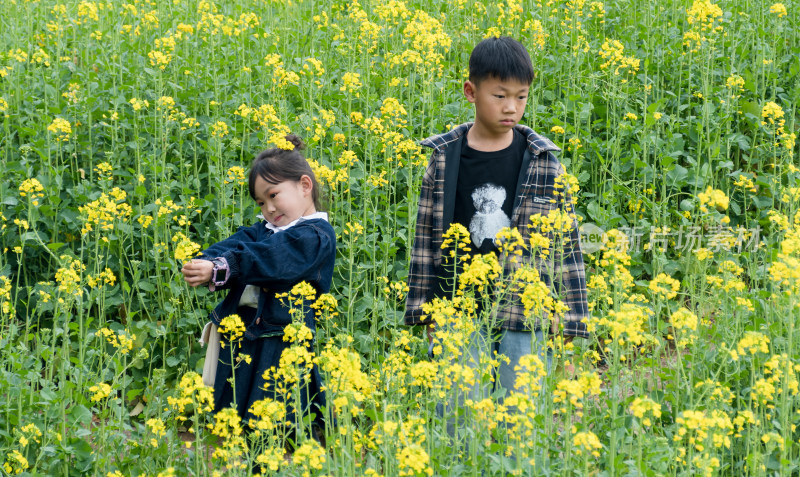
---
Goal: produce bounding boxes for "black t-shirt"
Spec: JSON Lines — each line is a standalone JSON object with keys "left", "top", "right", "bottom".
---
{"left": 453, "top": 129, "right": 526, "bottom": 254}
{"left": 431, "top": 130, "right": 527, "bottom": 299}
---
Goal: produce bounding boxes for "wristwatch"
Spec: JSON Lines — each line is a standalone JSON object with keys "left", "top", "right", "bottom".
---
{"left": 209, "top": 258, "right": 229, "bottom": 288}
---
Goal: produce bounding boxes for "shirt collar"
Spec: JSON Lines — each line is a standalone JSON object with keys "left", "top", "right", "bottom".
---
{"left": 420, "top": 122, "right": 561, "bottom": 156}
{"left": 259, "top": 211, "right": 329, "bottom": 233}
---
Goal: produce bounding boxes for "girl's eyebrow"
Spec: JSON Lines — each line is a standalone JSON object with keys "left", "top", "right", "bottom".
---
{"left": 264, "top": 183, "right": 278, "bottom": 195}
{"left": 255, "top": 184, "right": 273, "bottom": 200}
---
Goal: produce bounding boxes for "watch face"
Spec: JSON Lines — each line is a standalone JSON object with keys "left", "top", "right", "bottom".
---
{"left": 214, "top": 267, "right": 226, "bottom": 283}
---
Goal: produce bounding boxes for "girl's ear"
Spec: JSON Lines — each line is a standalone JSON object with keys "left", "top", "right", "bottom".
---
{"left": 299, "top": 174, "right": 314, "bottom": 196}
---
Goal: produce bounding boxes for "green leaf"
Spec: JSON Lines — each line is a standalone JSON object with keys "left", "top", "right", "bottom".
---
{"left": 667, "top": 164, "right": 688, "bottom": 185}
{"left": 126, "top": 388, "right": 144, "bottom": 401}
{"left": 752, "top": 196, "right": 773, "bottom": 209}
{"left": 21, "top": 231, "right": 41, "bottom": 243}
{"left": 39, "top": 387, "right": 58, "bottom": 403}
{"left": 138, "top": 281, "right": 155, "bottom": 292}
{"left": 45, "top": 83, "right": 57, "bottom": 99}
{"left": 69, "top": 404, "right": 92, "bottom": 426}
{"left": 741, "top": 99, "right": 760, "bottom": 115}
{"left": 47, "top": 242, "right": 65, "bottom": 251}
{"left": 587, "top": 200, "right": 610, "bottom": 224}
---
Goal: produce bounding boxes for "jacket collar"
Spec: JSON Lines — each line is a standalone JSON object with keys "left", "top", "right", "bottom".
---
{"left": 422, "top": 122, "right": 561, "bottom": 236}
{"left": 420, "top": 122, "right": 561, "bottom": 156}
{"left": 260, "top": 211, "right": 329, "bottom": 233}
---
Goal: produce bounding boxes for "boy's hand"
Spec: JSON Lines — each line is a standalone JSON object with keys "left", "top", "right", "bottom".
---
{"left": 561, "top": 335, "right": 576, "bottom": 376}
{"left": 426, "top": 324, "right": 435, "bottom": 345}
{"left": 550, "top": 317, "right": 560, "bottom": 335}
{"left": 425, "top": 324, "right": 436, "bottom": 359}
{"left": 181, "top": 259, "right": 213, "bottom": 287}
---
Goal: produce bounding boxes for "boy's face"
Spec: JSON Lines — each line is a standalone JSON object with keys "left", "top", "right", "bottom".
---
{"left": 464, "top": 76, "right": 529, "bottom": 137}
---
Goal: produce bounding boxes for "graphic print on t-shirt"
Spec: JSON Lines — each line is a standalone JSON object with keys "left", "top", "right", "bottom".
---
{"left": 468, "top": 183, "right": 511, "bottom": 248}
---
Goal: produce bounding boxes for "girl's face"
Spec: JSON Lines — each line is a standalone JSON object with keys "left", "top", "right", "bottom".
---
{"left": 253, "top": 174, "right": 316, "bottom": 227}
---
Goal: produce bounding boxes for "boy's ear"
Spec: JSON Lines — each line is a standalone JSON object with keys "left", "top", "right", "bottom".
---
{"left": 463, "top": 80, "right": 477, "bottom": 103}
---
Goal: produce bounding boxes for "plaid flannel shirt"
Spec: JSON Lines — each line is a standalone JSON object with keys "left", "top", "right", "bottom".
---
{"left": 404, "top": 122, "right": 589, "bottom": 337}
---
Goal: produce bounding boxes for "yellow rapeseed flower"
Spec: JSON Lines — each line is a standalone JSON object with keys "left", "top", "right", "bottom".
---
{"left": 598, "top": 39, "right": 640, "bottom": 77}
{"left": 47, "top": 117, "right": 72, "bottom": 141}
{"left": 553, "top": 371, "right": 602, "bottom": 414}
{"left": 761, "top": 101, "right": 785, "bottom": 127}
{"left": 769, "top": 3, "right": 787, "bottom": 17}
{"left": 648, "top": 273, "right": 680, "bottom": 299}
{"left": 219, "top": 314, "right": 246, "bottom": 342}
{"left": 210, "top": 121, "right": 229, "bottom": 138}
{"left": 671, "top": 308, "right": 698, "bottom": 332}
{"left": 224, "top": 166, "right": 246, "bottom": 186}
{"left": 96, "top": 326, "right": 134, "bottom": 353}
{"left": 737, "top": 331, "right": 770, "bottom": 356}
{"left": 458, "top": 253, "right": 501, "bottom": 294}
{"left": 573, "top": 431, "right": 603, "bottom": 457}
{"left": 19, "top": 178, "right": 45, "bottom": 206}
{"left": 255, "top": 447, "right": 285, "bottom": 473}
{"left": 311, "top": 293, "right": 339, "bottom": 319}
{"left": 129, "top": 98, "right": 149, "bottom": 111}
{"left": 340, "top": 72, "right": 362, "bottom": 95}
{"left": 697, "top": 186, "right": 729, "bottom": 212}
{"left": 172, "top": 232, "right": 200, "bottom": 262}
{"left": 726, "top": 74, "right": 745, "bottom": 91}
{"left": 167, "top": 371, "right": 214, "bottom": 420}
{"left": 248, "top": 398, "right": 287, "bottom": 435}
{"left": 686, "top": 0, "right": 724, "bottom": 32}
{"left": 629, "top": 396, "right": 662, "bottom": 427}
{"left": 293, "top": 440, "right": 327, "bottom": 475}
{"left": 146, "top": 418, "right": 166, "bottom": 447}
{"left": 283, "top": 323, "right": 314, "bottom": 344}
{"left": 89, "top": 382, "right": 112, "bottom": 402}
{"left": 3, "top": 450, "right": 29, "bottom": 475}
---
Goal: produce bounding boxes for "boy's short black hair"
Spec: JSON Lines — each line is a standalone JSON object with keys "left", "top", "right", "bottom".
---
{"left": 469, "top": 37, "right": 534, "bottom": 86}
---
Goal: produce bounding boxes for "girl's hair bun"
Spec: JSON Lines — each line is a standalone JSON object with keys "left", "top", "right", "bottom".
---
{"left": 285, "top": 134, "right": 306, "bottom": 151}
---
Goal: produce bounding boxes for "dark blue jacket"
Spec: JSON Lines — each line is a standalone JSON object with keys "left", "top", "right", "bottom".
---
{"left": 199, "top": 218, "right": 336, "bottom": 340}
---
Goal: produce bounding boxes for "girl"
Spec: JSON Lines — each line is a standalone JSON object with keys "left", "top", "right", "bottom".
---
{"left": 181, "top": 134, "right": 335, "bottom": 433}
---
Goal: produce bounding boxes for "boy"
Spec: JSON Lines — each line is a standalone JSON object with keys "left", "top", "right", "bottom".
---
{"left": 404, "top": 37, "right": 589, "bottom": 396}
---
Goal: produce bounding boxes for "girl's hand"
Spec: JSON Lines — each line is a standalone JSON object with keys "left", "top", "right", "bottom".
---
{"left": 181, "top": 259, "right": 214, "bottom": 287}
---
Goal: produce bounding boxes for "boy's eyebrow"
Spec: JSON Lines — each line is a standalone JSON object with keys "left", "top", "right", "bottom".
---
{"left": 495, "top": 84, "right": 530, "bottom": 93}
